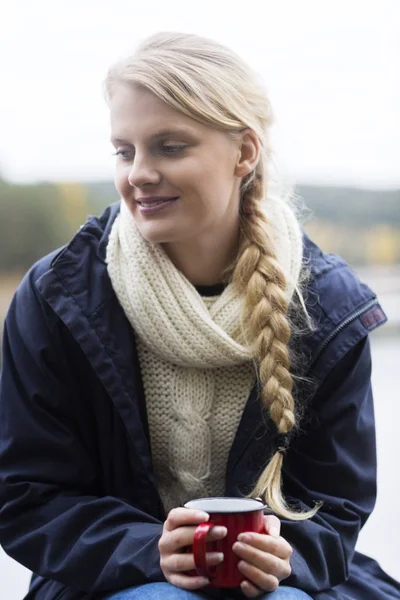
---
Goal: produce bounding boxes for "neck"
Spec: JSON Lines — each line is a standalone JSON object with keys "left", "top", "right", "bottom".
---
{"left": 162, "top": 227, "right": 240, "bottom": 287}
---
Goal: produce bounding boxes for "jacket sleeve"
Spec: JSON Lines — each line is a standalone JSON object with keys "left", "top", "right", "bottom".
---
{"left": 0, "top": 273, "right": 166, "bottom": 594}
{"left": 281, "top": 335, "right": 377, "bottom": 591}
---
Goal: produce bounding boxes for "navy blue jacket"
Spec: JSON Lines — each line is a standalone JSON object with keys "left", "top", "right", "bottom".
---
{"left": 0, "top": 202, "right": 399, "bottom": 600}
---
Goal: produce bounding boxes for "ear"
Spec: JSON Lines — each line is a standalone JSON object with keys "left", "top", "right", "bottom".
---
{"left": 234, "top": 129, "right": 260, "bottom": 178}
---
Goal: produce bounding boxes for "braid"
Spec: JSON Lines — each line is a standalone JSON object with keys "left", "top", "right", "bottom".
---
{"left": 232, "top": 171, "right": 321, "bottom": 520}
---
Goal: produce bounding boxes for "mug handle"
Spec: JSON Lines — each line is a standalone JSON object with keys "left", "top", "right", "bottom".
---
{"left": 192, "top": 521, "right": 216, "bottom": 578}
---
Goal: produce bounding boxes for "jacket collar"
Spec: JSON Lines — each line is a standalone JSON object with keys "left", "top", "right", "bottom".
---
{"left": 38, "top": 201, "right": 165, "bottom": 500}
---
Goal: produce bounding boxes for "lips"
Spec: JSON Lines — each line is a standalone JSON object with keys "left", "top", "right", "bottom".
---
{"left": 137, "top": 196, "right": 179, "bottom": 206}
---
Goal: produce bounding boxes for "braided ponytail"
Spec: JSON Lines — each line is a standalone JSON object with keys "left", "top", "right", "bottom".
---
{"left": 231, "top": 168, "right": 321, "bottom": 520}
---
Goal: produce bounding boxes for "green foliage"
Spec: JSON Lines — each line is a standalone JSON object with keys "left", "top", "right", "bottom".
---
{"left": 0, "top": 179, "right": 71, "bottom": 272}
{"left": 0, "top": 177, "right": 399, "bottom": 275}
{"left": 297, "top": 184, "right": 400, "bottom": 226}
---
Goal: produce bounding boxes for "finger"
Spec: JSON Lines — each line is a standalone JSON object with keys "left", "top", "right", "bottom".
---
{"left": 236, "top": 532, "right": 292, "bottom": 560}
{"left": 233, "top": 542, "right": 291, "bottom": 580}
{"left": 164, "top": 508, "right": 209, "bottom": 532}
{"left": 168, "top": 573, "right": 210, "bottom": 590}
{"left": 159, "top": 525, "right": 199, "bottom": 555}
{"left": 162, "top": 551, "right": 224, "bottom": 574}
{"left": 237, "top": 561, "right": 279, "bottom": 593}
{"left": 264, "top": 515, "right": 281, "bottom": 538}
{"left": 240, "top": 579, "right": 262, "bottom": 598}
{"left": 159, "top": 524, "right": 227, "bottom": 555}
{"left": 204, "top": 525, "right": 228, "bottom": 543}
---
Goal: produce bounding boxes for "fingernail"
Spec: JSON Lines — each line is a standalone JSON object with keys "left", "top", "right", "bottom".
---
{"left": 238, "top": 533, "right": 250, "bottom": 542}
{"left": 214, "top": 526, "right": 227, "bottom": 536}
{"left": 196, "top": 512, "right": 209, "bottom": 521}
{"left": 207, "top": 551, "right": 224, "bottom": 562}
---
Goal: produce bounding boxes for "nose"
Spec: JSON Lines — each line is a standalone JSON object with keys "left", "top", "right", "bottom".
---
{"left": 127, "top": 154, "right": 161, "bottom": 188}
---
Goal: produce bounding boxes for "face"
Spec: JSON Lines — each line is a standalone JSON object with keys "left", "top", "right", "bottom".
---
{"left": 109, "top": 83, "right": 250, "bottom": 247}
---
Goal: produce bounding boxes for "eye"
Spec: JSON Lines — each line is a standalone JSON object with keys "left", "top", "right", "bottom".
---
{"left": 113, "top": 149, "right": 134, "bottom": 161}
{"left": 161, "top": 144, "right": 187, "bottom": 155}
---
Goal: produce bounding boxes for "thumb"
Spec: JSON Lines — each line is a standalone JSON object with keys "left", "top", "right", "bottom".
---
{"left": 264, "top": 514, "right": 281, "bottom": 538}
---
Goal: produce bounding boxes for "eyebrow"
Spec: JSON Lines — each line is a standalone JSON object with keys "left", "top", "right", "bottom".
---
{"left": 111, "top": 127, "right": 197, "bottom": 145}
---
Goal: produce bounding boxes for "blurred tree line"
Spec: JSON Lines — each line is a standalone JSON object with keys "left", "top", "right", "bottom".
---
{"left": 299, "top": 184, "right": 400, "bottom": 266}
{"left": 1, "top": 176, "right": 399, "bottom": 363}
{"left": 0, "top": 178, "right": 109, "bottom": 273}
{"left": 0, "top": 177, "right": 399, "bottom": 274}
{"left": 0, "top": 180, "right": 400, "bottom": 273}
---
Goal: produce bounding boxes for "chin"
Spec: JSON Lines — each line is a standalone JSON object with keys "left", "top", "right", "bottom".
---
{"left": 135, "top": 221, "right": 182, "bottom": 245}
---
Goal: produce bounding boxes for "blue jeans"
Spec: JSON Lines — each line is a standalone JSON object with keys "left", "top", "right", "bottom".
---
{"left": 104, "top": 582, "right": 312, "bottom": 599}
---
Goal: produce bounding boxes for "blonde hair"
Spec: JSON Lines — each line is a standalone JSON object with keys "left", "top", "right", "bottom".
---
{"left": 104, "top": 32, "right": 320, "bottom": 520}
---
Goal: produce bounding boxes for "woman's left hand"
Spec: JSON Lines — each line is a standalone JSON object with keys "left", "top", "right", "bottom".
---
{"left": 232, "top": 515, "right": 292, "bottom": 597}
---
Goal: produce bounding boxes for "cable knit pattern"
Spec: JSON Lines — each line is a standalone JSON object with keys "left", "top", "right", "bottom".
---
{"left": 135, "top": 299, "right": 256, "bottom": 512}
{"left": 106, "top": 199, "right": 303, "bottom": 514}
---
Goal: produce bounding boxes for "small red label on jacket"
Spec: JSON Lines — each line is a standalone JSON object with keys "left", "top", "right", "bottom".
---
{"left": 360, "top": 306, "right": 386, "bottom": 331}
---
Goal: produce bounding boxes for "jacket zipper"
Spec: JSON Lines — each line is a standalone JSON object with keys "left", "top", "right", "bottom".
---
{"left": 307, "top": 297, "right": 379, "bottom": 374}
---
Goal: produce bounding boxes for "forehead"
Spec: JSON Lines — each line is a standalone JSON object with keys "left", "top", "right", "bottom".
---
{"left": 109, "top": 83, "right": 202, "bottom": 140}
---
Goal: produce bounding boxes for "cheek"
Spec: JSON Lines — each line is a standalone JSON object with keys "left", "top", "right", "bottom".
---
{"left": 195, "top": 168, "right": 235, "bottom": 213}
{"left": 183, "top": 160, "right": 226, "bottom": 198}
{"left": 114, "top": 166, "right": 130, "bottom": 197}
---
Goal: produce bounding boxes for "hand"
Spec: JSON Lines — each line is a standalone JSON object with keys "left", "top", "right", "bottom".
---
{"left": 232, "top": 515, "right": 292, "bottom": 597}
{"left": 158, "top": 507, "right": 227, "bottom": 590}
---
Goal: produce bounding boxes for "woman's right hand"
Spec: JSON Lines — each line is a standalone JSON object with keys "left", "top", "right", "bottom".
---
{"left": 159, "top": 507, "right": 227, "bottom": 590}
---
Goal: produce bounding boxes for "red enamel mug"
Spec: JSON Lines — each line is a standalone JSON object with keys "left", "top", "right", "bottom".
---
{"left": 184, "top": 497, "right": 267, "bottom": 588}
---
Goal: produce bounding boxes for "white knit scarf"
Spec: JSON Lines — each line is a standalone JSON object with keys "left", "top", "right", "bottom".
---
{"left": 106, "top": 198, "right": 303, "bottom": 369}
{"left": 106, "top": 198, "right": 303, "bottom": 510}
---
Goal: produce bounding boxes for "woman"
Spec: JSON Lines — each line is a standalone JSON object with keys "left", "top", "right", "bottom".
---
{"left": 0, "top": 32, "right": 398, "bottom": 600}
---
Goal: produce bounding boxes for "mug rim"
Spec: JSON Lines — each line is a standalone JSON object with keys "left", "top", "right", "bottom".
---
{"left": 183, "top": 496, "right": 268, "bottom": 513}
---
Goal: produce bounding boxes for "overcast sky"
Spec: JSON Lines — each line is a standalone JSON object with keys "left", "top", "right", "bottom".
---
{"left": 1, "top": 0, "right": 399, "bottom": 188}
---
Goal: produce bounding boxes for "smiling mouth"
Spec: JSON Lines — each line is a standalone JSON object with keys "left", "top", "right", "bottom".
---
{"left": 137, "top": 197, "right": 179, "bottom": 206}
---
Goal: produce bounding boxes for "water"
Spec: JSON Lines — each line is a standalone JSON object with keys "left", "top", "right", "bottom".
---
{"left": 1, "top": 334, "right": 399, "bottom": 598}
{"left": 356, "top": 334, "right": 400, "bottom": 580}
